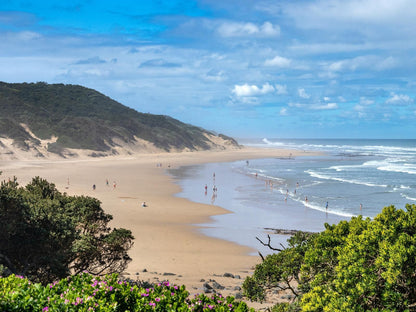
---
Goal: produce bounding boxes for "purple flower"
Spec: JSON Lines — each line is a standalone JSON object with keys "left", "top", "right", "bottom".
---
{"left": 42, "top": 307, "right": 49, "bottom": 312}
{"left": 149, "top": 302, "right": 156, "bottom": 306}
{"left": 155, "top": 298, "right": 161, "bottom": 302}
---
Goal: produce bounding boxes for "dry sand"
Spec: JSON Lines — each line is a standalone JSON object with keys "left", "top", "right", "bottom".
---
{"left": 0, "top": 147, "right": 316, "bottom": 306}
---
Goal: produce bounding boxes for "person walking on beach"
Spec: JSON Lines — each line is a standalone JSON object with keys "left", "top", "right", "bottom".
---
{"left": 326, "top": 202, "right": 329, "bottom": 210}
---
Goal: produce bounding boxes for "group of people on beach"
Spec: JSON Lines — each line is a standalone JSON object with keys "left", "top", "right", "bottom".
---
{"left": 91, "top": 179, "right": 117, "bottom": 191}
{"left": 203, "top": 172, "right": 219, "bottom": 204}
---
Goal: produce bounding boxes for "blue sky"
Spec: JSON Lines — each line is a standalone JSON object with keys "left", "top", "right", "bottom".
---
{"left": 1, "top": 0, "right": 415, "bottom": 139}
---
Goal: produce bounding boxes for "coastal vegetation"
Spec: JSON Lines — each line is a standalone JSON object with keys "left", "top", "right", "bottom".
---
{"left": 0, "top": 272, "right": 254, "bottom": 311}
{"left": 0, "top": 176, "right": 133, "bottom": 284}
{"left": 0, "top": 82, "right": 239, "bottom": 156}
{"left": 243, "top": 204, "right": 416, "bottom": 311}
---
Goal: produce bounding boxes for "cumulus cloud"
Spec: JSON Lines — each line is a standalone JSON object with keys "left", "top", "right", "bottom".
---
{"left": 218, "top": 21, "right": 280, "bottom": 37}
{"left": 386, "top": 92, "right": 414, "bottom": 105}
{"left": 298, "top": 88, "right": 310, "bottom": 99}
{"left": 264, "top": 55, "right": 291, "bottom": 67}
{"left": 232, "top": 83, "right": 275, "bottom": 97}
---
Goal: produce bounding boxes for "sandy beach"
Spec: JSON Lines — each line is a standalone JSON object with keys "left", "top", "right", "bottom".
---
{"left": 0, "top": 146, "right": 316, "bottom": 302}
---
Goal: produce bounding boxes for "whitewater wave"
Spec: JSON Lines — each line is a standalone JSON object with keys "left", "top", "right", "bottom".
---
{"left": 306, "top": 169, "right": 388, "bottom": 188}
{"left": 255, "top": 139, "right": 416, "bottom": 159}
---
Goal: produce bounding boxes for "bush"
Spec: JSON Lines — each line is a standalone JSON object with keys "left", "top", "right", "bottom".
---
{"left": 242, "top": 204, "right": 416, "bottom": 311}
{"left": 0, "top": 272, "right": 255, "bottom": 312}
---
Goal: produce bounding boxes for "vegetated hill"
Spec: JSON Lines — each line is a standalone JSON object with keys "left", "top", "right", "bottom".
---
{"left": 0, "top": 82, "right": 239, "bottom": 158}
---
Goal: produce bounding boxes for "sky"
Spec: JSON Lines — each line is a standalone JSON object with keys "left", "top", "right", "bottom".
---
{"left": 1, "top": 0, "right": 416, "bottom": 139}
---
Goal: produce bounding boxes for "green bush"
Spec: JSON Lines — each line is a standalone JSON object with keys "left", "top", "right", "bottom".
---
{"left": 0, "top": 272, "right": 255, "bottom": 312}
{"left": 243, "top": 204, "right": 416, "bottom": 312}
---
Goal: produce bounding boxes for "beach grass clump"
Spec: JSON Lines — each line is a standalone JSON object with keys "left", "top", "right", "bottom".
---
{"left": 0, "top": 272, "right": 254, "bottom": 312}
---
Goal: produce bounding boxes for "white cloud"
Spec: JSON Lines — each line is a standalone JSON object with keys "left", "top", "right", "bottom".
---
{"left": 264, "top": 55, "right": 291, "bottom": 68}
{"left": 284, "top": 0, "right": 416, "bottom": 34}
{"left": 202, "top": 70, "right": 226, "bottom": 82}
{"left": 324, "top": 96, "right": 331, "bottom": 101}
{"left": 275, "top": 84, "right": 287, "bottom": 95}
{"left": 280, "top": 108, "right": 288, "bottom": 116}
{"left": 360, "top": 97, "right": 375, "bottom": 105}
{"left": 312, "top": 103, "right": 338, "bottom": 110}
{"left": 232, "top": 83, "right": 275, "bottom": 97}
{"left": 386, "top": 92, "right": 414, "bottom": 105}
{"left": 218, "top": 21, "right": 280, "bottom": 38}
{"left": 298, "top": 88, "right": 310, "bottom": 99}
{"left": 354, "top": 104, "right": 364, "bottom": 111}
{"left": 327, "top": 55, "right": 399, "bottom": 74}
{"left": 289, "top": 102, "right": 338, "bottom": 110}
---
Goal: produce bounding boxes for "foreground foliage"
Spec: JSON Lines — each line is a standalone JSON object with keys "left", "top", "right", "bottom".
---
{"left": 0, "top": 177, "right": 134, "bottom": 284}
{"left": 0, "top": 272, "right": 254, "bottom": 312}
{"left": 243, "top": 204, "right": 416, "bottom": 311}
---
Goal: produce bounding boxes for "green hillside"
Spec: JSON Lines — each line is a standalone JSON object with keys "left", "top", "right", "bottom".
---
{"left": 0, "top": 82, "right": 238, "bottom": 155}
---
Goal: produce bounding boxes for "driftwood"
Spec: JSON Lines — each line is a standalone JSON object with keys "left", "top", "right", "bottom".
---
{"left": 256, "top": 229, "right": 316, "bottom": 260}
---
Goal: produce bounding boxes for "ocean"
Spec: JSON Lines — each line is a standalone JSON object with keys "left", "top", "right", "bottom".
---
{"left": 169, "top": 139, "right": 416, "bottom": 254}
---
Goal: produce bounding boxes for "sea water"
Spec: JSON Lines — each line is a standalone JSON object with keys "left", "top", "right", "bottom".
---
{"left": 169, "top": 139, "right": 416, "bottom": 254}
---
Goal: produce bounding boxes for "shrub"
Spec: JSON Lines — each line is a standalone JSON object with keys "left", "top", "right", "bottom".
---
{"left": 0, "top": 272, "right": 255, "bottom": 312}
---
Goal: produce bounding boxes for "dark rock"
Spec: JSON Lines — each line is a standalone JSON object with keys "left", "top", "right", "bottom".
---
{"left": 234, "top": 286, "right": 241, "bottom": 291}
{"left": 235, "top": 292, "right": 243, "bottom": 299}
{"left": 163, "top": 272, "right": 176, "bottom": 276}
{"left": 203, "top": 282, "right": 213, "bottom": 290}
{"left": 200, "top": 279, "right": 205, "bottom": 282}
{"left": 203, "top": 287, "right": 213, "bottom": 294}
{"left": 142, "top": 269, "right": 147, "bottom": 272}
{"left": 234, "top": 275, "right": 241, "bottom": 279}
{"left": 212, "top": 282, "right": 225, "bottom": 290}
{"left": 223, "top": 272, "right": 234, "bottom": 278}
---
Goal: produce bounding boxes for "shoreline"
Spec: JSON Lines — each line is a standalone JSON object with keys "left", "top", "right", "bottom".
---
{"left": 169, "top": 157, "right": 349, "bottom": 257}
{"left": 0, "top": 146, "right": 319, "bottom": 303}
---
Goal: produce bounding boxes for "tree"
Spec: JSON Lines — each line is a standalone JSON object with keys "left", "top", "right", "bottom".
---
{"left": 243, "top": 205, "right": 416, "bottom": 311}
{"left": 0, "top": 177, "right": 134, "bottom": 284}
